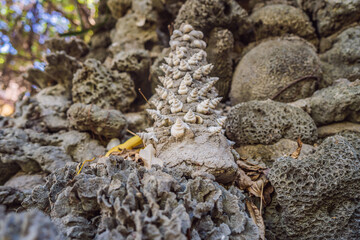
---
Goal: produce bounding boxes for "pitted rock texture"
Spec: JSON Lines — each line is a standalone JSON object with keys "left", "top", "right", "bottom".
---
{"left": 0, "top": 208, "right": 64, "bottom": 240}
{"left": 174, "top": 0, "right": 251, "bottom": 36}
{"left": 289, "top": 80, "right": 360, "bottom": 126}
{"left": 140, "top": 24, "right": 238, "bottom": 183}
{"left": 250, "top": 4, "right": 318, "bottom": 45}
{"left": 266, "top": 134, "right": 360, "bottom": 239}
{"left": 72, "top": 59, "right": 136, "bottom": 112}
{"left": 67, "top": 103, "right": 127, "bottom": 139}
{"left": 24, "top": 158, "right": 259, "bottom": 240}
{"left": 24, "top": 51, "right": 81, "bottom": 90}
{"left": 230, "top": 37, "right": 321, "bottom": 104}
{"left": 46, "top": 37, "right": 89, "bottom": 59}
{"left": 206, "top": 27, "right": 234, "bottom": 98}
{"left": 298, "top": 0, "right": 360, "bottom": 37}
{"left": 320, "top": 26, "right": 360, "bottom": 87}
{"left": 106, "top": 0, "right": 131, "bottom": 19}
{"left": 225, "top": 100, "right": 318, "bottom": 145}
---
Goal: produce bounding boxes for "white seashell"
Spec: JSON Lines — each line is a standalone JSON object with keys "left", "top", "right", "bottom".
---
{"left": 170, "top": 40, "right": 181, "bottom": 50}
{"left": 182, "top": 34, "right": 192, "bottom": 42}
{"left": 176, "top": 49, "right": 186, "bottom": 59}
{"left": 189, "top": 30, "right": 204, "bottom": 39}
{"left": 155, "top": 86, "right": 168, "bottom": 100}
{"left": 183, "top": 109, "right": 196, "bottom": 123}
{"left": 183, "top": 73, "right": 193, "bottom": 86}
{"left": 173, "top": 68, "right": 185, "bottom": 80}
{"left": 106, "top": 138, "right": 120, "bottom": 151}
{"left": 202, "top": 64, "right": 213, "bottom": 75}
{"left": 188, "top": 55, "right": 198, "bottom": 65}
{"left": 137, "top": 132, "right": 158, "bottom": 145}
{"left": 193, "top": 68, "right": 203, "bottom": 80}
{"left": 216, "top": 116, "right": 227, "bottom": 127}
{"left": 171, "top": 118, "right": 185, "bottom": 138}
{"left": 171, "top": 30, "right": 183, "bottom": 39}
{"left": 208, "top": 126, "right": 222, "bottom": 134}
{"left": 172, "top": 57, "right": 180, "bottom": 66}
{"left": 181, "top": 24, "right": 194, "bottom": 33}
{"left": 146, "top": 109, "right": 161, "bottom": 120}
{"left": 195, "top": 50, "right": 207, "bottom": 61}
{"left": 170, "top": 98, "right": 183, "bottom": 113}
{"left": 198, "top": 79, "right": 218, "bottom": 97}
{"left": 196, "top": 99, "right": 210, "bottom": 114}
{"left": 179, "top": 47, "right": 188, "bottom": 53}
{"left": 187, "top": 88, "right": 199, "bottom": 103}
{"left": 178, "top": 81, "right": 189, "bottom": 95}
{"left": 164, "top": 76, "right": 174, "bottom": 88}
{"left": 179, "top": 60, "right": 191, "bottom": 71}
{"left": 196, "top": 115, "right": 204, "bottom": 124}
{"left": 209, "top": 97, "right": 222, "bottom": 109}
{"left": 164, "top": 57, "right": 173, "bottom": 66}
{"left": 160, "top": 64, "right": 172, "bottom": 75}
{"left": 191, "top": 39, "right": 206, "bottom": 49}
{"left": 167, "top": 90, "right": 177, "bottom": 104}
{"left": 151, "top": 99, "right": 164, "bottom": 111}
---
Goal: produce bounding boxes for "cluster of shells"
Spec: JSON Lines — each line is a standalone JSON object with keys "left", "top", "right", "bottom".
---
{"left": 138, "top": 24, "right": 227, "bottom": 145}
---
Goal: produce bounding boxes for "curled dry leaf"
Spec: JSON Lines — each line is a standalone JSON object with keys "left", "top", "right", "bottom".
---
{"left": 246, "top": 200, "right": 265, "bottom": 240}
{"left": 290, "top": 137, "right": 303, "bottom": 159}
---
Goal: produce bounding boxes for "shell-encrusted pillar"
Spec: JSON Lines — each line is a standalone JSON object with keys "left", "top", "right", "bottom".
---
{"left": 138, "top": 24, "right": 238, "bottom": 183}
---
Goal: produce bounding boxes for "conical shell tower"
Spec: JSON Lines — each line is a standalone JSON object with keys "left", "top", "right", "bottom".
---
{"left": 138, "top": 24, "right": 238, "bottom": 183}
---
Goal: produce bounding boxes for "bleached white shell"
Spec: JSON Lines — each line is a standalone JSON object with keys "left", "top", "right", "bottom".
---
{"left": 160, "top": 64, "right": 172, "bottom": 75}
{"left": 171, "top": 30, "right": 183, "bottom": 39}
{"left": 196, "top": 99, "right": 210, "bottom": 114}
{"left": 188, "top": 55, "right": 198, "bottom": 65}
{"left": 155, "top": 86, "right": 168, "bottom": 100}
{"left": 196, "top": 115, "right": 204, "bottom": 124}
{"left": 182, "top": 34, "right": 192, "bottom": 42}
{"left": 172, "top": 57, "right": 180, "bottom": 66}
{"left": 173, "top": 68, "right": 185, "bottom": 80}
{"left": 183, "top": 109, "right": 196, "bottom": 123}
{"left": 183, "top": 73, "right": 193, "bottom": 86}
{"left": 137, "top": 132, "right": 158, "bottom": 145}
{"left": 107, "top": 138, "right": 120, "bottom": 151}
{"left": 164, "top": 57, "right": 173, "bottom": 66}
{"left": 146, "top": 109, "right": 161, "bottom": 121}
{"left": 163, "top": 77, "right": 174, "bottom": 88}
{"left": 170, "top": 40, "right": 181, "bottom": 49}
{"left": 170, "top": 98, "right": 183, "bottom": 113}
{"left": 216, "top": 116, "right": 227, "bottom": 127}
{"left": 151, "top": 99, "right": 164, "bottom": 111}
{"left": 187, "top": 88, "right": 198, "bottom": 103}
{"left": 191, "top": 39, "right": 206, "bottom": 49}
{"left": 171, "top": 118, "right": 185, "bottom": 138}
{"left": 208, "top": 126, "right": 222, "bottom": 134}
{"left": 202, "top": 64, "right": 213, "bottom": 75}
{"left": 167, "top": 90, "right": 177, "bottom": 104}
{"left": 179, "top": 60, "right": 191, "bottom": 71}
{"left": 195, "top": 50, "right": 207, "bottom": 61}
{"left": 189, "top": 30, "right": 204, "bottom": 39}
{"left": 193, "top": 68, "right": 203, "bottom": 80}
{"left": 178, "top": 81, "right": 189, "bottom": 95}
{"left": 209, "top": 97, "right": 222, "bottom": 109}
{"left": 181, "top": 24, "right": 194, "bottom": 33}
{"left": 176, "top": 49, "right": 186, "bottom": 59}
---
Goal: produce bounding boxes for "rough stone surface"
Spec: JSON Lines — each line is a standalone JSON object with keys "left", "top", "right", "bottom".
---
{"left": 72, "top": 59, "right": 136, "bottom": 112}
{"left": 289, "top": 79, "right": 360, "bottom": 126}
{"left": 0, "top": 187, "right": 26, "bottom": 210}
{"left": 0, "top": 162, "right": 20, "bottom": 185}
{"left": 0, "top": 208, "right": 64, "bottom": 239}
{"left": 250, "top": 4, "right": 317, "bottom": 45}
{"left": 318, "top": 122, "right": 360, "bottom": 138}
{"left": 46, "top": 37, "right": 89, "bottom": 59}
{"left": 67, "top": 103, "right": 128, "bottom": 139}
{"left": 266, "top": 135, "right": 360, "bottom": 239}
{"left": 106, "top": 0, "right": 131, "bottom": 19}
{"left": 320, "top": 26, "right": 360, "bottom": 87}
{"left": 230, "top": 37, "right": 321, "bottom": 104}
{"left": 206, "top": 27, "right": 234, "bottom": 98}
{"left": 174, "top": 0, "right": 251, "bottom": 36}
{"left": 298, "top": 0, "right": 360, "bottom": 37}
{"left": 236, "top": 138, "right": 316, "bottom": 167}
{"left": 225, "top": 100, "right": 318, "bottom": 145}
{"left": 4, "top": 172, "right": 46, "bottom": 191}
{"left": 124, "top": 111, "right": 152, "bottom": 133}
{"left": 24, "top": 158, "right": 259, "bottom": 239}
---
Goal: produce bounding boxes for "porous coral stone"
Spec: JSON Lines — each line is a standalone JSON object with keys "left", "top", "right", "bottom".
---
{"left": 139, "top": 24, "right": 238, "bottom": 183}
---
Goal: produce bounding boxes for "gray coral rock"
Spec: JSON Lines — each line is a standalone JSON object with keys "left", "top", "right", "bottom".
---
{"left": 106, "top": 0, "right": 131, "bottom": 19}
{"left": 27, "top": 158, "right": 259, "bottom": 239}
{"left": 174, "top": 0, "right": 251, "bottom": 36}
{"left": 46, "top": 37, "right": 89, "bottom": 59}
{"left": 266, "top": 134, "right": 360, "bottom": 239}
{"left": 230, "top": 37, "right": 321, "bottom": 104}
{"left": 320, "top": 26, "right": 360, "bottom": 87}
{"left": 206, "top": 27, "right": 234, "bottom": 98}
{"left": 0, "top": 162, "right": 20, "bottom": 185}
{"left": 0, "top": 186, "right": 26, "bottom": 209}
{"left": 225, "top": 100, "right": 318, "bottom": 145}
{"left": 250, "top": 4, "right": 318, "bottom": 45}
{"left": 0, "top": 209, "right": 64, "bottom": 240}
{"left": 4, "top": 172, "right": 46, "bottom": 192}
{"left": 298, "top": 0, "right": 360, "bottom": 37}
{"left": 72, "top": 59, "right": 136, "bottom": 112}
{"left": 289, "top": 80, "right": 360, "bottom": 126}
{"left": 67, "top": 103, "right": 128, "bottom": 139}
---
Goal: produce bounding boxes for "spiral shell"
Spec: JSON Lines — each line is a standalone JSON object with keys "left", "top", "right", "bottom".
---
{"left": 193, "top": 68, "right": 203, "bottom": 80}
{"left": 195, "top": 50, "right": 207, "bottom": 61}
{"left": 171, "top": 30, "right": 183, "bottom": 39}
{"left": 202, "top": 64, "right": 213, "bottom": 75}
{"left": 167, "top": 90, "right": 177, "bottom": 104}
{"left": 209, "top": 97, "right": 222, "bottom": 109}
{"left": 187, "top": 88, "right": 199, "bottom": 103}
{"left": 163, "top": 76, "right": 174, "bottom": 88}
{"left": 179, "top": 60, "right": 191, "bottom": 71}
{"left": 216, "top": 116, "right": 227, "bottom": 127}
{"left": 183, "top": 109, "right": 196, "bottom": 123}
{"left": 137, "top": 132, "right": 158, "bottom": 145}
{"left": 188, "top": 55, "right": 198, "bottom": 65}
{"left": 208, "top": 126, "right": 222, "bottom": 134}
{"left": 172, "top": 57, "right": 180, "bottom": 66}
{"left": 164, "top": 57, "right": 173, "bottom": 66}
{"left": 191, "top": 39, "right": 206, "bottom": 49}
{"left": 178, "top": 81, "right": 189, "bottom": 95}
{"left": 176, "top": 49, "right": 186, "bottom": 59}
{"left": 155, "top": 86, "right": 168, "bottom": 100}
{"left": 171, "top": 118, "right": 185, "bottom": 138}
{"left": 173, "top": 68, "right": 185, "bottom": 80}
{"left": 160, "top": 64, "right": 172, "bottom": 75}
{"left": 181, "top": 24, "right": 194, "bottom": 33}
{"left": 146, "top": 109, "right": 162, "bottom": 121}
{"left": 183, "top": 73, "right": 193, "bottom": 86}
{"left": 170, "top": 98, "right": 183, "bottom": 113}
{"left": 196, "top": 115, "right": 204, "bottom": 124}
{"left": 196, "top": 99, "right": 210, "bottom": 114}
{"left": 151, "top": 99, "right": 164, "bottom": 111}
{"left": 189, "top": 30, "right": 204, "bottom": 39}
{"left": 182, "top": 34, "right": 192, "bottom": 42}
{"left": 170, "top": 40, "right": 181, "bottom": 50}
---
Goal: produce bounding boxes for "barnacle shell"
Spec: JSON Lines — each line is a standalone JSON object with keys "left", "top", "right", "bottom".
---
{"left": 171, "top": 118, "right": 185, "bottom": 138}
{"left": 183, "top": 109, "right": 196, "bottom": 123}
{"left": 187, "top": 88, "right": 198, "bottom": 103}
{"left": 179, "top": 60, "right": 191, "bottom": 71}
{"left": 181, "top": 24, "right": 194, "bottom": 33}
{"left": 170, "top": 98, "right": 183, "bottom": 113}
{"left": 178, "top": 81, "right": 189, "bottom": 95}
{"left": 196, "top": 99, "right": 210, "bottom": 114}
{"left": 216, "top": 116, "right": 227, "bottom": 127}
{"left": 137, "top": 132, "right": 158, "bottom": 145}
{"left": 209, "top": 97, "right": 222, "bottom": 109}
{"left": 183, "top": 73, "right": 193, "bottom": 86}
{"left": 155, "top": 86, "right": 168, "bottom": 100}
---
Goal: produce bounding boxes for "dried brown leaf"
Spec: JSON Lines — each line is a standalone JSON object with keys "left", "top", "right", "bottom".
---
{"left": 246, "top": 200, "right": 265, "bottom": 240}
{"left": 237, "top": 160, "right": 266, "bottom": 172}
{"left": 236, "top": 168, "right": 254, "bottom": 190}
{"left": 290, "top": 137, "right": 303, "bottom": 159}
